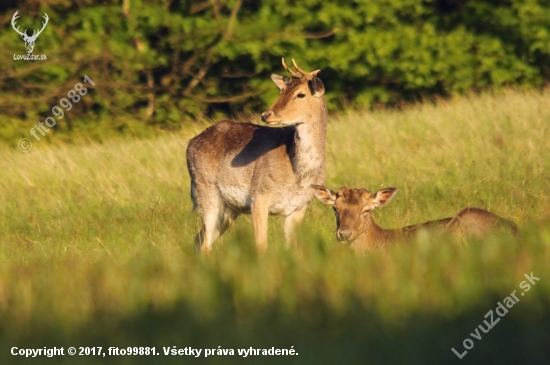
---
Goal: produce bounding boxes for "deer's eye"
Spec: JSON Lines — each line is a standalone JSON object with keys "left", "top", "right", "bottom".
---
{"left": 333, "top": 207, "right": 340, "bottom": 217}
{"left": 361, "top": 209, "right": 371, "bottom": 215}
{"left": 296, "top": 93, "right": 306, "bottom": 99}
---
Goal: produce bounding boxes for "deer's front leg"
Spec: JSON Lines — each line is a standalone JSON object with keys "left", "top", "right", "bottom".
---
{"left": 251, "top": 197, "right": 270, "bottom": 254}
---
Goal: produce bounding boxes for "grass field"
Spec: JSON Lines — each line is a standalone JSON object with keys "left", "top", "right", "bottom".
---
{"left": 1, "top": 88, "right": 549, "bottom": 364}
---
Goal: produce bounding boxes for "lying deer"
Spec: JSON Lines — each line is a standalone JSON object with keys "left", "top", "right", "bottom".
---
{"left": 312, "top": 185, "right": 518, "bottom": 251}
{"left": 187, "top": 59, "right": 327, "bottom": 253}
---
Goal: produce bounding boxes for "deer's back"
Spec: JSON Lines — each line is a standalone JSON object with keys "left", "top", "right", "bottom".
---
{"left": 402, "top": 217, "right": 453, "bottom": 236}
{"left": 446, "top": 207, "right": 518, "bottom": 236}
{"left": 187, "top": 120, "right": 318, "bottom": 214}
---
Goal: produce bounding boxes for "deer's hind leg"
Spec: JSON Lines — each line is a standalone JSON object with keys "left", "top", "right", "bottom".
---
{"left": 194, "top": 188, "right": 238, "bottom": 253}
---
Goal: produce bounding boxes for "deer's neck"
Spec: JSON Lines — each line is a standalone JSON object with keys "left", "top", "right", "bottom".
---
{"left": 291, "top": 102, "right": 327, "bottom": 184}
{"left": 354, "top": 214, "right": 400, "bottom": 251}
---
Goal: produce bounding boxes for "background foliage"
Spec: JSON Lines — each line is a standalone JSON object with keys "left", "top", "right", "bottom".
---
{"left": 1, "top": 0, "right": 550, "bottom": 143}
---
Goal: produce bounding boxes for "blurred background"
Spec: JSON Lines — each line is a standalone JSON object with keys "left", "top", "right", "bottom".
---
{"left": 1, "top": 0, "right": 550, "bottom": 143}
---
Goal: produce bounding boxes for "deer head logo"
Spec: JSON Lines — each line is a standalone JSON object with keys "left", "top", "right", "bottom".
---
{"left": 11, "top": 11, "right": 49, "bottom": 54}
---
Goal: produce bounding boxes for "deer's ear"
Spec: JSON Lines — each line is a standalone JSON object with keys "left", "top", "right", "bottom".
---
{"left": 311, "top": 185, "right": 336, "bottom": 205}
{"left": 373, "top": 188, "right": 398, "bottom": 208}
{"left": 311, "top": 77, "right": 325, "bottom": 98}
{"left": 271, "top": 74, "right": 289, "bottom": 90}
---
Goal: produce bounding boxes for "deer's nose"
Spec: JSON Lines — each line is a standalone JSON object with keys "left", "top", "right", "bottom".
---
{"left": 261, "top": 110, "right": 272, "bottom": 122}
{"left": 337, "top": 229, "right": 352, "bottom": 241}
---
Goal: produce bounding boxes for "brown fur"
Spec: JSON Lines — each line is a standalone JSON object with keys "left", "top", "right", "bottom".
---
{"left": 312, "top": 186, "right": 518, "bottom": 252}
{"left": 187, "top": 60, "right": 326, "bottom": 253}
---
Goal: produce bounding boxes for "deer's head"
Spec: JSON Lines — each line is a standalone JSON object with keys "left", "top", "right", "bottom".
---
{"left": 312, "top": 185, "right": 398, "bottom": 242}
{"left": 261, "top": 59, "right": 325, "bottom": 126}
{"left": 11, "top": 11, "right": 49, "bottom": 54}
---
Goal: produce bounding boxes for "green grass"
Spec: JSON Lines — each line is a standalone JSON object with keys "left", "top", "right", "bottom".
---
{"left": 1, "top": 88, "right": 549, "bottom": 364}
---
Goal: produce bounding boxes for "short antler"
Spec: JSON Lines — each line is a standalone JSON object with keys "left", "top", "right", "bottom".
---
{"left": 282, "top": 58, "right": 300, "bottom": 78}
{"left": 281, "top": 58, "right": 321, "bottom": 79}
{"left": 291, "top": 59, "right": 320, "bottom": 79}
{"left": 11, "top": 11, "right": 26, "bottom": 37}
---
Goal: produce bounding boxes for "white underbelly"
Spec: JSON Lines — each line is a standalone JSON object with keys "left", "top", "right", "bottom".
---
{"left": 269, "top": 191, "right": 311, "bottom": 216}
{"left": 217, "top": 184, "right": 251, "bottom": 210}
{"left": 217, "top": 184, "right": 312, "bottom": 216}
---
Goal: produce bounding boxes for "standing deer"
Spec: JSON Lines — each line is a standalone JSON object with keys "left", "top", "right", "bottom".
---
{"left": 187, "top": 59, "right": 326, "bottom": 253}
{"left": 312, "top": 185, "right": 518, "bottom": 252}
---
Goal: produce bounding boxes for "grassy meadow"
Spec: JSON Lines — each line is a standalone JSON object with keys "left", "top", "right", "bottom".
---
{"left": 1, "top": 88, "right": 549, "bottom": 364}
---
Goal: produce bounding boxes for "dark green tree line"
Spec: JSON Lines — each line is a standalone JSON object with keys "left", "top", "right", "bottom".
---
{"left": 1, "top": 0, "right": 550, "bottom": 141}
